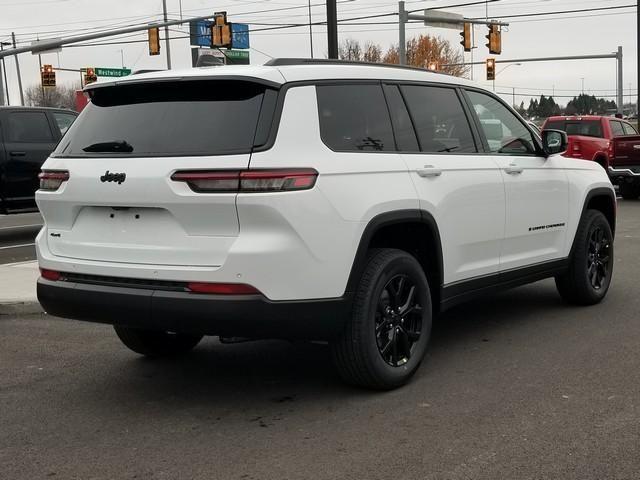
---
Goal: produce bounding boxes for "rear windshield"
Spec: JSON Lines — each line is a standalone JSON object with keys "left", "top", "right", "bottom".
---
{"left": 53, "top": 80, "right": 276, "bottom": 157}
{"left": 545, "top": 120, "right": 603, "bottom": 138}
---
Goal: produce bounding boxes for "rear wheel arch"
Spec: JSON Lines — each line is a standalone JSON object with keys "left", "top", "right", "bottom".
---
{"left": 345, "top": 210, "right": 443, "bottom": 313}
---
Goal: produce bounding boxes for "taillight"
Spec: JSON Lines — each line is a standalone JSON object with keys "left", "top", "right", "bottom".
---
{"left": 186, "top": 282, "right": 260, "bottom": 295}
{"left": 40, "top": 268, "right": 62, "bottom": 281}
{"left": 171, "top": 169, "right": 318, "bottom": 193}
{"left": 39, "top": 170, "right": 69, "bottom": 191}
{"left": 608, "top": 141, "right": 615, "bottom": 159}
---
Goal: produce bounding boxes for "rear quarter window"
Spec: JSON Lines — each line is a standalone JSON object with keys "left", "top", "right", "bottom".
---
{"left": 316, "top": 84, "right": 395, "bottom": 152}
{"left": 53, "top": 80, "right": 277, "bottom": 157}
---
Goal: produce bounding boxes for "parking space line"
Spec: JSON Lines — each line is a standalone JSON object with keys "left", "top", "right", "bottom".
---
{"left": 0, "top": 243, "right": 35, "bottom": 250}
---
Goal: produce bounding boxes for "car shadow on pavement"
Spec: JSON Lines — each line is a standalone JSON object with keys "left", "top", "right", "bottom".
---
{"left": 85, "top": 279, "right": 571, "bottom": 406}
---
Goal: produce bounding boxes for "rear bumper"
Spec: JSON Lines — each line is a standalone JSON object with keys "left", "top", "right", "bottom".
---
{"left": 608, "top": 166, "right": 640, "bottom": 178}
{"left": 37, "top": 278, "right": 351, "bottom": 340}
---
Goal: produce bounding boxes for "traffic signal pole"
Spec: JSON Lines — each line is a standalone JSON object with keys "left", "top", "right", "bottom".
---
{"left": 399, "top": 1, "right": 406, "bottom": 65}
{"left": 444, "top": 51, "right": 624, "bottom": 115}
{"left": 162, "top": 0, "right": 172, "bottom": 69}
{"left": 617, "top": 46, "right": 624, "bottom": 115}
{"left": 397, "top": 3, "right": 508, "bottom": 66}
{"left": 0, "top": 13, "right": 219, "bottom": 60}
{"left": 11, "top": 32, "right": 24, "bottom": 106}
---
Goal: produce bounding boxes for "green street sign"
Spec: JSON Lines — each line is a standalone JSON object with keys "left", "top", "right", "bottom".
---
{"left": 95, "top": 67, "right": 132, "bottom": 77}
{"left": 224, "top": 50, "right": 250, "bottom": 65}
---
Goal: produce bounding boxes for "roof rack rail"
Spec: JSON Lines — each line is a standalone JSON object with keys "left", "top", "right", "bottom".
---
{"left": 264, "top": 57, "right": 448, "bottom": 75}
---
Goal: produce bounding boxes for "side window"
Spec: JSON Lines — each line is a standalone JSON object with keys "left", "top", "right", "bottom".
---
{"left": 610, "top": 121, "right": 625, "bottom": 137}
{"left": 623, "top": 122, "right": 638, "bottom": 135}
{"left": 316, "top": 84, "right": 395, "bottom": 152}
{"left": 466, "top": 90, "right": 537, "bottom": 155}
{"left": 52, "top": 112, "right": 76, "bottom": 136}
{"left": 7, "top": 111, "right": 53, "bottom": 143}
{"left": 401, "top": 85, "right": 477, "bottom": 153}
{"left": 382, "top": 84, "right": 419, "bottom": 152}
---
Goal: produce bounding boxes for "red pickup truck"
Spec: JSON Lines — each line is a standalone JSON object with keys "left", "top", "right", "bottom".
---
{"left": 542, "top": 115, "right": 640, "bottom": 199}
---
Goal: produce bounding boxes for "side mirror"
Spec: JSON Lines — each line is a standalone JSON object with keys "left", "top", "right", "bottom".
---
{"left": 541, "top": 129, "right": 568, "bottom": 156}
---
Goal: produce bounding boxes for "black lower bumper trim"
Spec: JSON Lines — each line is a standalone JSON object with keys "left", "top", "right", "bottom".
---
{"left": 37, "top": 279, "right": 351, "bottom": 340}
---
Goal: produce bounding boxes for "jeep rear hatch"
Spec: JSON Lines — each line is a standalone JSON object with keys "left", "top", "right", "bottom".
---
{"left": 39, "top": 79, "right": 278, "bottom": 267}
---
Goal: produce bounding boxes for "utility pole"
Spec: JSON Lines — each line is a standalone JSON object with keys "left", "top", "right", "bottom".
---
{"left": 326, "top": 0, "right": 338, "bottom": 59}
{"left": 581, "top": 77, "right": 585, "bottom": 95}
{"left": 11, "top": 32, "right": 24, "bottom": 106}
{"left": 637, "top": 0, "right": 639, "bottom": 114}
{"left": 162, "top": 0, "right": 172, "bottom": 69}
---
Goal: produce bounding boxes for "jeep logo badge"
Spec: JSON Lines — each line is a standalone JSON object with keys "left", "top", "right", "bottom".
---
{"left": 100, "top": 171, "right": 126, "bottom": 185}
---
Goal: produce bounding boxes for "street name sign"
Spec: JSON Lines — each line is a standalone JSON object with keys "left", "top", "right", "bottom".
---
{"left": 95, "top": 67, "right": 132, "bottom": 77}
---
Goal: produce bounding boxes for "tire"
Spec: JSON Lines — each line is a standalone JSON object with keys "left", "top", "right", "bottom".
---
{"left": 331, "top": 248, "right": 432, "bottom": 390}
{"left": 619, "top": 183, "right": 640, "bottom": 200}
{"left": 555, "top": 210, "right": 614, "bottom": 305}
{"left": 113, "top": 325, "right": 203, "bottom": 357}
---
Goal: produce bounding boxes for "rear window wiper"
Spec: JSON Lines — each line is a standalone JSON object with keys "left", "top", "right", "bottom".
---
{"left": 82, "top": 140, "right": 134, "bottom": 153}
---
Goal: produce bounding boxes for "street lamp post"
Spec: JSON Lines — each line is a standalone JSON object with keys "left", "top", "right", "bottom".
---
{"left": 494, "top": 62, "right": 521, "bottom": 93}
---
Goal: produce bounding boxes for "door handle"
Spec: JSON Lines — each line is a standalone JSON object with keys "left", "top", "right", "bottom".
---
{"left": 417, "top": 165, "right": 442, "bottom": 178}
{"left": 504, "top": 163, "right": 524, "bottom": 175}
{"left": 9, "top": 151, "right": 26, "bottom": 157}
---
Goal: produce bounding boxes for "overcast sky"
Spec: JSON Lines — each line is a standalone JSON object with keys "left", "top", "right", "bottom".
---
{"left": 0, "top": 0, "right": 637, "bottom": 108}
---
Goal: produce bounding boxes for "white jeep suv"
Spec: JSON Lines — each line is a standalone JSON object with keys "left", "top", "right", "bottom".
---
{"left": 36, "top": 59, "right": 616, "bottom": 389}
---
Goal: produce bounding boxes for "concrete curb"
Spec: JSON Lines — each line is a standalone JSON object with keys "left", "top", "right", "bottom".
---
{"left": 0, "top": 301, "right": 43, "bottom": 316}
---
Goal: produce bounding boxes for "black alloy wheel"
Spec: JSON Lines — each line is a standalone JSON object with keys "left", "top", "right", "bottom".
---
{"left": 555, "top": 209, "right": 614, "bottom": 305}
{"left": 375, "top": 274, "right": 423, "bottom": 367}
{"left": 586, "top": 226, "right": 611, "bottom": 291}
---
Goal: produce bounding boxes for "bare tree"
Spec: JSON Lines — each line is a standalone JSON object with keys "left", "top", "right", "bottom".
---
{"left": 25, "top": 82, "right": 81, "bottom": 110}
{"left": 338, "top": 38, "right": 363, "bottom": 61}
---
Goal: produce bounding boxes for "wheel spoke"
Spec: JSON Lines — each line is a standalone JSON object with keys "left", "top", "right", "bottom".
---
{"left": 376, "top": 318, "right": 390, "bottom": 334}
{"left": 398, "top": 286, "right": 416, "bottom": 315}
{"left": 397, "top": 328, "right": 411, "bottom": 361}
{"left": 391, "top": 328, "right": 398, "bottom": 363}
{"left": 380, "top": 334, "right": 394, "bottom": 357}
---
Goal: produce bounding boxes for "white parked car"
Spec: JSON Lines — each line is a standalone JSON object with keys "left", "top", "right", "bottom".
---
{"left": 36, "top": 59, "right": 616, "bottom": 389}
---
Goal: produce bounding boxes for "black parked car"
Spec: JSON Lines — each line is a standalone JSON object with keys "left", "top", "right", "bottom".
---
{"left": 0, "top": 106, "right": 77, "bottom": 213}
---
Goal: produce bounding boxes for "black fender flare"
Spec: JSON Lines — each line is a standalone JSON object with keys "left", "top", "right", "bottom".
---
{"left": 568, "top": 187, "right": 617, "bottom": 259}
{"left": 344, "top": 209, "right": 444, "bottom": 296}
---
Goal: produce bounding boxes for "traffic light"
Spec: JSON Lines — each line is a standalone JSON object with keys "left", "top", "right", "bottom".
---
{"left": 486, "top": 58, "right": 496, "bottom": 81}
{"left": 211, "top": 11, "right": 232, "bottom": 49}
{"left": 460, "top": 23, "right": 471, "bottom": 52}
{"left": 486, "top": 24, "right": 501, "bottom": 55}
{"left": 41, "top": 64, "right": 55, "bottom": 87}
{"left": 148, "top": 27, "right": 160, "bottom": 56}
{"left": 84, "top": 67, "right": 97, "bottom": 85}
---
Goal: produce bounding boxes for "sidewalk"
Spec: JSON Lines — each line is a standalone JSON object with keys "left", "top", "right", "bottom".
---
{"left": 0, "top": 261, "right": 41, "bottom": 315}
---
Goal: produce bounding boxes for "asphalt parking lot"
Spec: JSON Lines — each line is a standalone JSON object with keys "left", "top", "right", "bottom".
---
{"left": 1, "top": 201, "right": 639, "bottom": 480}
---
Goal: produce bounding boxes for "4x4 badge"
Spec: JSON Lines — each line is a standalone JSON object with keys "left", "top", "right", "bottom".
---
{"left": 100, "top": 171, "right": 126, "bottom": 185}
